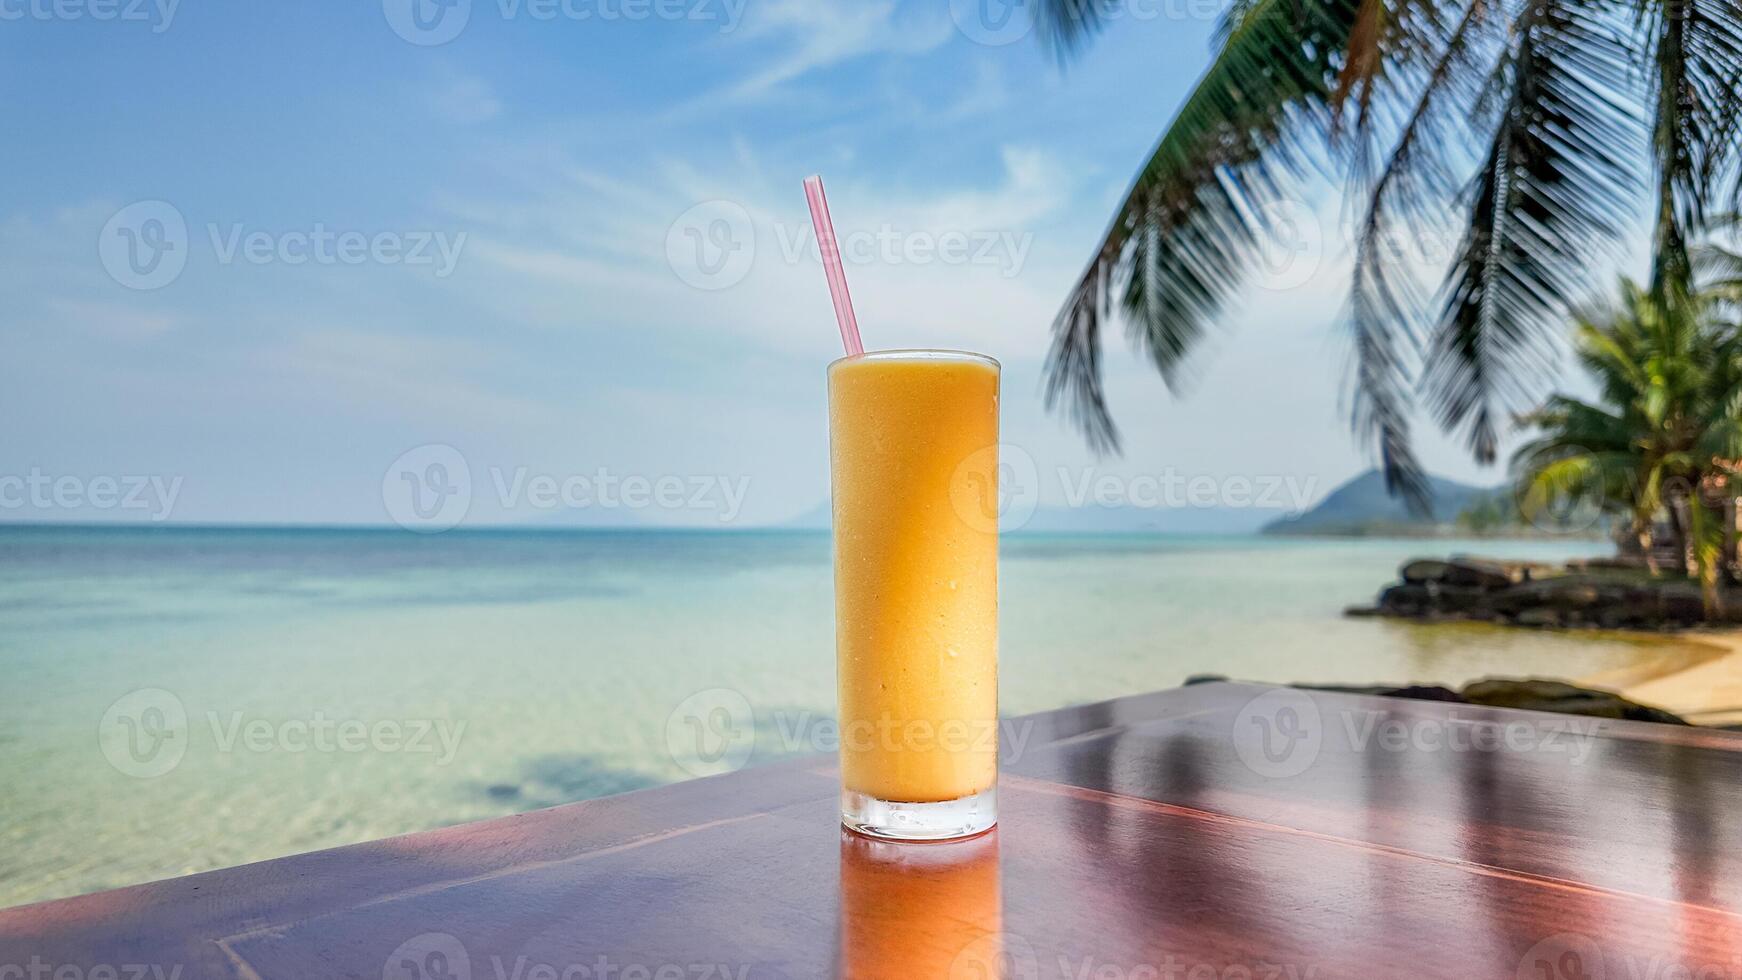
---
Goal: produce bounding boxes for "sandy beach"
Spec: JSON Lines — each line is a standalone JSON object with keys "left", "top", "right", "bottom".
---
{"left": 1584, "top": 630, "right": 1742, "bottom": 726}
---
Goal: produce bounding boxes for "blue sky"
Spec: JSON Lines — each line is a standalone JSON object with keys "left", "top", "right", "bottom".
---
{"left": 0, "top": 0, "right": 1632, "bottom": 527}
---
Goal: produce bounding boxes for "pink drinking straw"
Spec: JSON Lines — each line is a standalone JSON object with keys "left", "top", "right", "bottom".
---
{"left": 803, "top": 175, "right": 865, "bottom": 356}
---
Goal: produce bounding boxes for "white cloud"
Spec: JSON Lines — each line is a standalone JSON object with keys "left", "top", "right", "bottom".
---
{"left": 425, "top": 70, "right": 502, "bottom": 125}
{"left": 697, "top": 0, "right": 956, "bottom": 106}
{"left": 875, "top": 57, "right": 1010, "bottom": 126}
{"left": 437, "top": 140, "right": 1085, "bottom": 359}
{"left": 0, "top": 202, "right": 130, "bottom": 292}
{"left": 257, "top": 328, "right": 541, "bottom": 427}
{"left": 46, "top": 299, "right": 181, "bottom": 340}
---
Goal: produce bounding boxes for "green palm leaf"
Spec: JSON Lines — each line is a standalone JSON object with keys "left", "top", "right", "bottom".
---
{"left": 1037, "top": 0, "right": 1364, "bottom": 454}
{"left": 1645, "top": 0, "right": 1742, "bottom": 297}
{"left": 1423, "top": 0, "right": 1641, "bottom": 463}
{"left": 1035, "top": 0, "right": 1737, "bottom": 509}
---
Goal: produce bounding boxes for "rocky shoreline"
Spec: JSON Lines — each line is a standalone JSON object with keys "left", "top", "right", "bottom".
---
{"left": 1348, "top": 555, "right": 1736, "bottom": 629}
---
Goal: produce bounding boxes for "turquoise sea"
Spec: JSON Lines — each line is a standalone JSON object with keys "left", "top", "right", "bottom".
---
{"left": 0, "top": 526, "right": 1690, "bottom": 909}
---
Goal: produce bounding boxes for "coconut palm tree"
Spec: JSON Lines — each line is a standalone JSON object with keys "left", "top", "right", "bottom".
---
{"left": 1032, "top": 0, "right": 1742, "bottom": 512}
{"left": 1514, "top": 282, "right": 1690, "bottom": 566}
{"left": 1696, "top": 214, "right": 1742, "bottom": 309}
{"left": 1513, "top": 277, "right": 1742, "bottom": 605}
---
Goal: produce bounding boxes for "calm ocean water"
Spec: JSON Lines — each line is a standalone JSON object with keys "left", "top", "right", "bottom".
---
{"left": 0, "top": 526, "right": 1689, "bottom": 908}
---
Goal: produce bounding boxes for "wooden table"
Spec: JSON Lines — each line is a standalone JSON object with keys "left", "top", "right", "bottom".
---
{"left": 4, "top": 681, "right": 1741, "bottom": 978}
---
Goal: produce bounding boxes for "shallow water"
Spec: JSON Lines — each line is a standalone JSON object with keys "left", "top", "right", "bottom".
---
{"left": 0, "top": 526, "right": 1693, "bottom": 908}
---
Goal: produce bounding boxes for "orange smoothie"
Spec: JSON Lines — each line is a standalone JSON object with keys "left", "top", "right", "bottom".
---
{"left": 828, "top": 350, "right": 999, "bottom": 820}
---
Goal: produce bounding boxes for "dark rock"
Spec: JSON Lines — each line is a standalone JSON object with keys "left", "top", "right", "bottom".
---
{"left": 1565, "top": 555, "right": 1650, "bottom": 572}
{"left": 1481, "top": 578, "right": 1602, "bottom": 617}
{"left": 1618, "top": 586, "right": 1661, "bottom": 623}
{"left": 1512, "top": 608, "right": 1563, "bottom": 628}
{"left": 1460, "top": 678, "right": 1689, "bottom": 725}
{"left": 1379, "top": 583, "right": 1431, "bottom": 615}
{"left": 1401, "top": 559, "right": 1451, "bottom": 584}
{"left": 1360, "top": 554, "right": 1728, "bottom": 629}
{"left": 1484, "top": 580, "right": 1560, "bottom": 615}
{"left": 1344, "top": 605, "right": 1382, "bottom": 618}
{"left": 1448, "top": 555, "right": 1560, "bottom": 585}
{"left": 1429, "top": 584, "right": 1491, "bottom": 613}
{"left": 1388, "top": 685, "right": 1468, "bottom": 703}
{"left": 1545, "top": 581, "right": 1603, "bottom": 609}
{"left": 1658, "top": 586, "right": 1705, "bottom": 624}
{"left": 1294, "top": 682, "right": 1466, "bottom": 703}
{"left": 1443, "top": 558, "right": 1522, "bottom": 589}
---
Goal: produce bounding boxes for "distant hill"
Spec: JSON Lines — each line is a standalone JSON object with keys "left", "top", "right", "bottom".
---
{"left": 1261, "top": 470, "right": 1494, "bottom": 537}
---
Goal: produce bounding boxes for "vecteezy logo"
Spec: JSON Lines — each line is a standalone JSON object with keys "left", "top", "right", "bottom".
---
{"left": 1514, "top": 451, "right": 1606, "bottom": 535}
{"left": 382, "top": 444, "right": 472, "bottom": 532}
{"left": 665, "top": 688, "right": 755, "bottom": 778}
{"left": 949, "top": 0, "right": 1034, "bottom": 45}
{"left": 664, "top": 200, "right": 755, "bottom": 290}
{"left": 1517, "top": 933, "right": 1605, "bottom": 980}
{"left": 950, "top": 443, "right": 1039, "bottom": 534}
{"left": 99, "top": 200, "right": 188, "bottom": 290}
{"left": 1232, "top": 688, "right": 1323, "bottom": 778}
{"left": 1251, "top": 199, "right": 1322, "bottom": 292}
{"left": 99, "top": 688, "right": 189, "bottom": 778}
{"left": 950, "top": 932, "right": 1040, "bottom": 980}
{"left": 383, "top": 0, "right": 472, "bottom": 45}
{"left": 384, "top": 932, "right": 472, "bottom": 980}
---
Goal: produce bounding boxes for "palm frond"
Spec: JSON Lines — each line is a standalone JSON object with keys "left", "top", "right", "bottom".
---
{"left": 1030, "top": 0, "right": 1126, "bottom": 61}
{"left": 1342, "top": 0, "right": 1503, "bottom": 512}
{"left": 1642, "top": 0, "right": 1742, "bottom": 297}
{"left": 1422, "top": 0, "right": 1642, "bottom": 463}
{"left": 1041, "top": 0, "right": 1362, "bottom": 452}
{"left": 1693, "top": 215, "right": 1742, "bottom": 310}
{"left": 1348, "top": 259, "right": 1435, "bottom": 511}
{"left": 1043, "top": 262, "right": 1119, "bottom": 452}
{"left": 1038, "top": 0, "right": 1739, "bottom": 518}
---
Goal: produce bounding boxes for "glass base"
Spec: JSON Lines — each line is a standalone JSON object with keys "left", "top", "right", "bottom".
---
{"left": 841, "top": 786, "right": 997, "bottom": 841}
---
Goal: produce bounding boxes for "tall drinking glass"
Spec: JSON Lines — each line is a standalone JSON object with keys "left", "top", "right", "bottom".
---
{"left": 828, "top": 349, "right": 999, "bottom": 840}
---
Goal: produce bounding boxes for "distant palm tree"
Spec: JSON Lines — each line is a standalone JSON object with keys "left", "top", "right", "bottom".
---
{"left": 1696, "top": 214, "right": 1742, "bottom": 309}
{"left": 1513, "top": 278, "right": 1742, "bottom": 602}
{"left": 1032, "top": 0, "right": 1742, "bottom": 512}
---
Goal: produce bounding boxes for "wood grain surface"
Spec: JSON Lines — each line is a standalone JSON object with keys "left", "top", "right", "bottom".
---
{"left": 3, "top": 681, "right": 1738, "bottom": 979}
